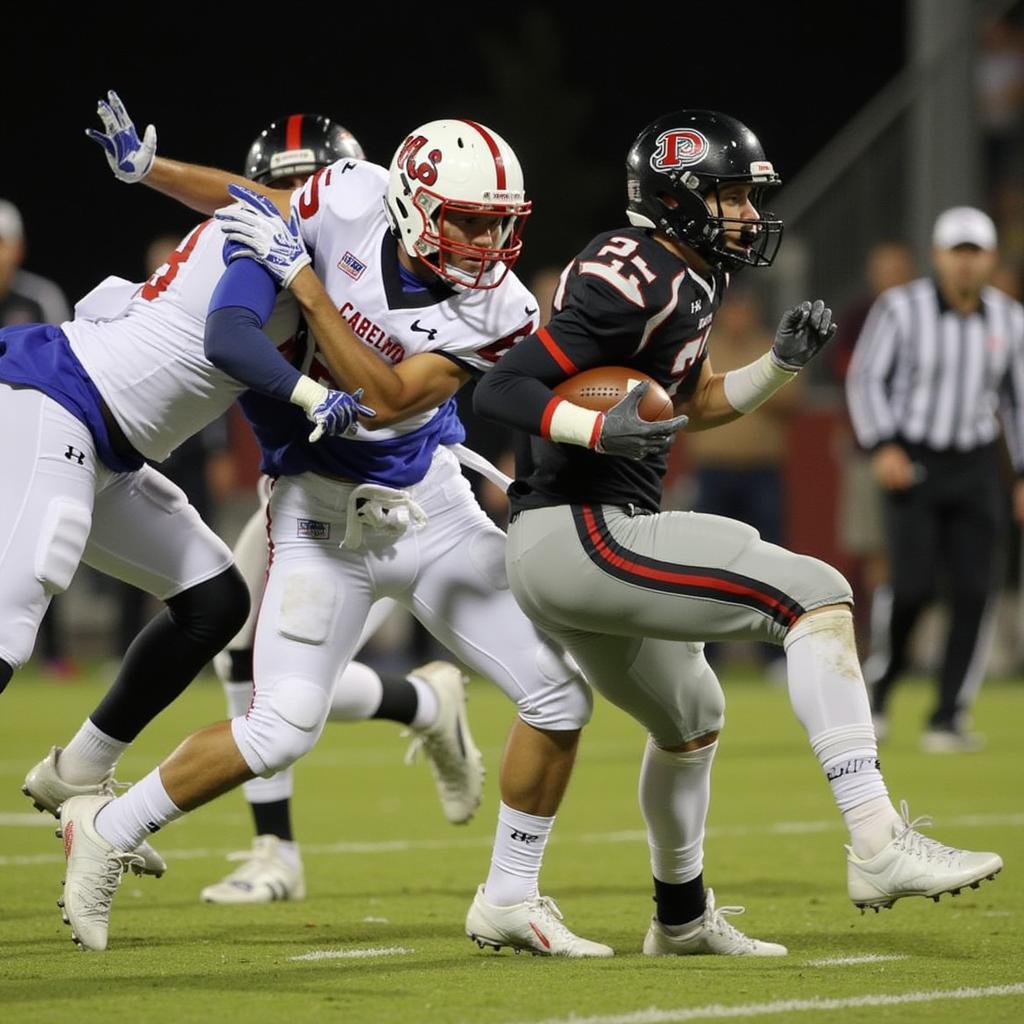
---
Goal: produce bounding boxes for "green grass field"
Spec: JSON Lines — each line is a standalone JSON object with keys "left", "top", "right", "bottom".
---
{"left": 1, "top": 665, "right": 1021, "bottom": 1023}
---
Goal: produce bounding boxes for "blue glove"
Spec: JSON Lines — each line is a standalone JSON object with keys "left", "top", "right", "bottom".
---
{"left": 85, "top": 91, "right": 156, "bottom": 183}
{"left": 215, "top": 183, "right": 311, "bottom": 288}
{"left": 308, "top": 386, "right": 377, "bottom": 443}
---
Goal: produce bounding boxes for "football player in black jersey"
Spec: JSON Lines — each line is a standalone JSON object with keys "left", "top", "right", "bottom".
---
{"left": 474, "top": 110, "right": 1002, "bottom": 955}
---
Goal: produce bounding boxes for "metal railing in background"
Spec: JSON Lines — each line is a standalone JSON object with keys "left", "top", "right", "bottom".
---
{"left": 761, "top": 0, "right": 1017, "bottom": 342}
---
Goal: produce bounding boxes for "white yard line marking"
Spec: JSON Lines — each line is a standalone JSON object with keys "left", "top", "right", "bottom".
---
{"left": 805, "top": 953, "right": 909, "bottom": 966}
{"left": 1, "top": 812, "right": 1020, "bottom": 865}
{"left": 289, "top": 946, "right": 413, "bottom": 962}
{"left": 502, "top": 984, "right": 1024, "bottom": 1024}
{"left": 0, "top": 813, "right": 58, "bottom": 827}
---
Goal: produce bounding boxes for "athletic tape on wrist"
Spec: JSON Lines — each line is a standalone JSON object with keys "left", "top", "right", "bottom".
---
{"left": 548, "top": 399, "right": 604, "bottom": 449}
{"left": 289, "top": 375, "right": 327, "bottom": 413}
{"left": 723, "top": 351, "right": 796, "bottom": 414}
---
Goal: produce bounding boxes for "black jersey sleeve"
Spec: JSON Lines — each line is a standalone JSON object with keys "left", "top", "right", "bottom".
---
{"left": 473, "top": 252, "right": 655, "bottom": 438}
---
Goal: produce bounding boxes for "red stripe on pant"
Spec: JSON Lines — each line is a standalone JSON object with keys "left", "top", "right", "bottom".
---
{"left": 581, "top": 506, "right": 799, "bottom": 626}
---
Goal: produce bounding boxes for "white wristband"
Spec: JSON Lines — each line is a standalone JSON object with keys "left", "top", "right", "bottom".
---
{"left": 723, "top": 351, "right": 797, "bottom": 414}
{"left": 289, "top": 374, "right": 328, "bottom": 415}
{"left": 548, "top": 400, "right": 604, "bottom": 448}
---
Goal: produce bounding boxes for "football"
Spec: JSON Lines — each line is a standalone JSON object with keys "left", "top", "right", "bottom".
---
{"left": 553, "top": 366, "right": 674, "bottom": 421}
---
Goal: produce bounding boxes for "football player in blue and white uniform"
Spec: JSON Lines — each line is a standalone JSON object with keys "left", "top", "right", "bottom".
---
{"left": 56, "top": 98, "right": 604, "bottom": 956}
{"left": 1, "top": 101, "right": 367, "bottom": 885}
{"left": 205, "top": 114, "right": 493, "bottom": 905}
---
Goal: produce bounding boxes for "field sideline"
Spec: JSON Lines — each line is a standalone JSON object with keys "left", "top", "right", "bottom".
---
{"left": 1, "top": 664, "right": 1021, "bottom": 1023}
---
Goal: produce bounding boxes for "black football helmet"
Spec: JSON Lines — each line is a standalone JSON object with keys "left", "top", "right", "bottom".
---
{"left": 244, "top": 114, "right": 365, "bottom": 185}
{"left": 626, "top": 110, "right": 783, "bottom": 271}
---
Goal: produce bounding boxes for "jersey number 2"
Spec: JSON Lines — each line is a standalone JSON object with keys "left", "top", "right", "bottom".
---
{"left": 578, "top": 236, "right": 657, "bottom": 307}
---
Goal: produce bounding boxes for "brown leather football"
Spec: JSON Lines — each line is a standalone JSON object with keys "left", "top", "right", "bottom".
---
{"left": 552, "top": 366, "right": 674, "bottom": 421}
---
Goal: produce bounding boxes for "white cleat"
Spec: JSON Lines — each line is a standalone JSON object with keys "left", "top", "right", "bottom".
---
{"left": 848, "top": 800, "right": 1003, "bottom": 912}
{"left": 200, "top": 835, "right": 306, "bottom": 904}
{"left": 642, "top": 888, "right": 787, "bottom": 956}
{"left": 465, "top": 884, "right": 613, "bottom": 958}
{"left": 23, "top": 746, "right": 166, "bottom": 877}
{"left": 920, "top": 727, "right": 985, "bottom": 754}
{"left": 56, "top": 795, "right": 142, "bottom": 951}
{"left": 403, "top": 661, "right": 485, "bottom": 825}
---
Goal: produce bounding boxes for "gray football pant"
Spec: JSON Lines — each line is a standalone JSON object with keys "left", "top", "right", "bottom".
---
{"left": 505, "top": 504, "right": 852, "bottom": 748}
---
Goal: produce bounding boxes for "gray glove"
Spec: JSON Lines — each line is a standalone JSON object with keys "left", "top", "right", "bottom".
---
{"left": 595, "top": 381, "right": 688, "bottom": 461}
{"left": 771, "top": 299, "right": 837, "bottom": 371}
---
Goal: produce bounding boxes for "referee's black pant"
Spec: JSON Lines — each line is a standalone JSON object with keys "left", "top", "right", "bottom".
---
{"left": 868, "top": 442, "right": 1005, "bottom": 729}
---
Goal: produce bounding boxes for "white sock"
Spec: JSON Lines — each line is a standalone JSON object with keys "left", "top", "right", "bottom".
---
{"left": 638, "top": 738, "right": 716, "bottom": 883}
{"left": 785, "top": 609, "right": 900, "bottom": 857}
{"left": 327, "top": 661, "right": 383, "bottom": 721}
{"left": 94, "top": 767, "right": 183, "bottom": 852}
{"left": 272, "top": 838, "right": 302, "bottom": 869}
{"left": 408, "top": 673, "right": 439, "bottom": 730}
{"left": 483, "top": 802, "right": 554, "bottom": 905}
{"left": 59, "top": 719, "right": 130, "bottom": 785}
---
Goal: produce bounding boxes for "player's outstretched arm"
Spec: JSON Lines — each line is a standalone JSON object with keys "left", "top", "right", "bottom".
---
{"left": 86, "top": 90, "right": 288, "bottom": 217}
{"left": 205, "top": 256, "right": 373, "bottom": 442}
{"left": 683, "top": 299, "right": 836, "bottom": 430}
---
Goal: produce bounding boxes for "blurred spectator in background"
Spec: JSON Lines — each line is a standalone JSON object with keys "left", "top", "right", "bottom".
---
{"left": 977, "top": 15, "right": 1024, "bottom": 198}
{"left": 687, "top": 289, "right": 800, "bottom": 674}
{"left": 1, "top": 199, "right": 78, "bottom": 677}
{"left": 831, "top": 242, "right": 917, "bottom": 655}
{"left": 846, "top": 207, "right": 1024, "bottom": 753}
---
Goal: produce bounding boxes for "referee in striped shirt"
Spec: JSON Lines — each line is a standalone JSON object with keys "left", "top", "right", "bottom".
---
{"left": 846, "top": 206, "right": 1024, "bottom": 752}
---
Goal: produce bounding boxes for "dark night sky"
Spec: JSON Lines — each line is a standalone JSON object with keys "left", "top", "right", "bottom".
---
{"left": 3, "top": 6, "right": 906, "bottom": 302}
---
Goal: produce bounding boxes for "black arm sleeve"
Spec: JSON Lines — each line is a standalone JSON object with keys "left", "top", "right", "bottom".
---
{"left": 473, "top": 332, "right": 572, "bottom": 435}
{"left": 475, "top": 267, "right": 646, "bottom": 436}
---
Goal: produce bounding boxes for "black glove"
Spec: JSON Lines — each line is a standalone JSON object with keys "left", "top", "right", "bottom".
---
{"left": 771, "top": 299, "right": 837, "bottom": 371}
{"left": 595, "top": 381, "right": 688, "bottom": 461}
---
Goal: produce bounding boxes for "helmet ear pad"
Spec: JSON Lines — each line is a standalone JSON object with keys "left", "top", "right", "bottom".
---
{"left": 625, "top": 109, "right": 783, "bottom": 271}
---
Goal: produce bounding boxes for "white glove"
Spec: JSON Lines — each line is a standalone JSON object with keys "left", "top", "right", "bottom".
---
{"left": 216, "top": 183, "right": 311, "bottom": 288}
{"left": 85, "top": 91, "right": 156, "bottom": 183}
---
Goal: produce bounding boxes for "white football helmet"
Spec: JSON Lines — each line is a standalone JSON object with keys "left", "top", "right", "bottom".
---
{"left": 384, "top": 119, "right": 531, "bottom": 290}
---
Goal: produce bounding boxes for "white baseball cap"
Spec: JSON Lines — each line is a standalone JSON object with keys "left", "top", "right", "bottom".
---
{"left": 0, "top": 199, "right": 24, "bottom": 242}
{"left": 932, "top": 206, "right": 997, "bottom": 251}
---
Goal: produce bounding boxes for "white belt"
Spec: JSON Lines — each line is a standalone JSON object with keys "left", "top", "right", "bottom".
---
{"left": 448, "top": 443, "right": 512, "bottom": 491}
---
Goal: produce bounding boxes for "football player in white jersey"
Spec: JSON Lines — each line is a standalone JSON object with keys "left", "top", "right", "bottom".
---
{"left": 56, "top": 96, "right": 605, "bottom": 956}
{"left": 1, "top": 123, "right": 368, "bottom": 885}
{"left": 205, "top": 115, "right": 491, "bottom": 905}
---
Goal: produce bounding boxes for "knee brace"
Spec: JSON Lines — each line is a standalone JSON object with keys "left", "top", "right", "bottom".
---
{"left": 232, "top": 676, "right": 331, "bottom": 776}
